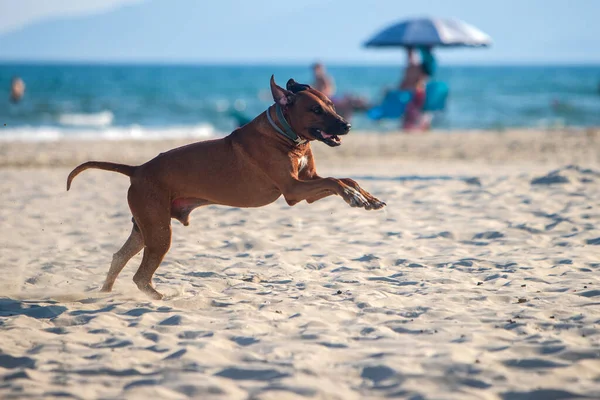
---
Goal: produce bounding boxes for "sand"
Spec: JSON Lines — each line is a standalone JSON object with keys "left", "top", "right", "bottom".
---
{"left": 1, "top": 130, "right": 600, "bottom": 399}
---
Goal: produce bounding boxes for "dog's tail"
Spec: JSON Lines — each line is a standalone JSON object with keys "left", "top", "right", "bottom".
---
{"left": 67, "top": 161, "right": 136, "bottom": 191}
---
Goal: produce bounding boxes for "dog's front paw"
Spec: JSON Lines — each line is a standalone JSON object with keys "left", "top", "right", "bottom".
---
{"left": 367, "top": 196, "right": 386, "bottom": 210}
{"left": 343, "top": 187, "right": 369, "bottom": 208}
{"left": 350, "top": 187, "right": 386, "bottom": 211}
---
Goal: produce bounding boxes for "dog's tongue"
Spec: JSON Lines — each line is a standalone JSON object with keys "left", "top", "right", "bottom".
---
{"left": 321, "top": 131, "right": 341, "bottom": 144}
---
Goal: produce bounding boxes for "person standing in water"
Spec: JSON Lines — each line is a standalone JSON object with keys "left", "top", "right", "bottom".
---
{"left": 312, "top": 62, "right": 336, "bottom": 98}
{"left": 10, "top": 76, "right": 26, "bottom": 103}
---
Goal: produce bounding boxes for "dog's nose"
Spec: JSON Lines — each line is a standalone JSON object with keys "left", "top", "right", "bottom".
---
{"left": 339, "top": 120, "right": 351, "bottom": 133}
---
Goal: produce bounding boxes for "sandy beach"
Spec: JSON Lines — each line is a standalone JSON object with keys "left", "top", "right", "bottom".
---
{"left": 1, "top": 130, "right": 600, "bottom": 399}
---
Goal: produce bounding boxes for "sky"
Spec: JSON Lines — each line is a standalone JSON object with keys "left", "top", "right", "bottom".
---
{"left": 0, "top": 0, "right": 598, "bottom": 65}
{"left": 0, "top": 0, "right": 142, "bottom": 34}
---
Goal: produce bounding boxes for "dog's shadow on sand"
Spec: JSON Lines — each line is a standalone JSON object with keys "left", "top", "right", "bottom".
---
{"left": 0, "top": 298, "right": 67, "bottom": 320}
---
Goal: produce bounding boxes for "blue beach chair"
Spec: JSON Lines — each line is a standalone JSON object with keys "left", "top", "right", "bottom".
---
{"left": 367, "top": 81, "right": 449, "bottom": 120}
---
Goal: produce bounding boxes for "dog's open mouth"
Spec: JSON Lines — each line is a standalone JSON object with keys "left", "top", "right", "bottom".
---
{"left": 312, "top": 128, "right": 342, "bottom": 147}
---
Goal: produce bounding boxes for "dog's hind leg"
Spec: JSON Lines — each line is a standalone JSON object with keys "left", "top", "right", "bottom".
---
{"left": 133, "top": 225, "right": 171, "bottom": 300}
{"left": 128, "top": 186, "right": 172, "bottom": 300}
{"left": 100, "top": 220, "right": 144, "bottom": 293}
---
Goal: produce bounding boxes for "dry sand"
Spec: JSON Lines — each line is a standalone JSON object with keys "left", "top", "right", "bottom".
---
{"left": 1, "top": 130, "right": 600, "bottom": 399}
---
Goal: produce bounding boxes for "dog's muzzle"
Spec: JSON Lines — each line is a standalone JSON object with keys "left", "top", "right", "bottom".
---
{"left": 311, "top": 120, "right": 351, "bottom": 147}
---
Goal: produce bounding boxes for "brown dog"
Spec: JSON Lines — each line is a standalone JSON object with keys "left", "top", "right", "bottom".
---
{"left": 67, "top": 76, "right": 386, "bottom": 299}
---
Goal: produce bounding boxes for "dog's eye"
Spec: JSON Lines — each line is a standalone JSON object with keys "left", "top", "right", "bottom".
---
{"left": 312, "top": 106, "right": 323, "bottom": 115}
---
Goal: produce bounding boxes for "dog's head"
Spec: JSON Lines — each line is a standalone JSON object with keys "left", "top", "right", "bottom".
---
{"left": 269, "top": 75, "right": 351, "bottom": 147}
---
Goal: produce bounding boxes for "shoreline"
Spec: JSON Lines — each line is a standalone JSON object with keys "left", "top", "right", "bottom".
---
{"left": 1, "top": 128, "right": 600, "bottom": 168}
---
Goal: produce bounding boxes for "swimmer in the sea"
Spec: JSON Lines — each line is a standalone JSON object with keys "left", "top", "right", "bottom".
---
{"left": 10, "top": 76, "right": 25, "bottom": 103}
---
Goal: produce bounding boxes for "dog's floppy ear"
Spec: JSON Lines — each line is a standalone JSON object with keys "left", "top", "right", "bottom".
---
{"left": 270, "top": 75, "right": 294, "bottom": 107}
{"left": 286, "top": 79, "right": 311, "bottom": 93}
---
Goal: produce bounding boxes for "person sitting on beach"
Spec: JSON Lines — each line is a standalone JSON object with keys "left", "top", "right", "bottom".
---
{"left": 400, "top": 48, "right": 435, "bottom": 132}
{"left": 10, "top": 76, "right": 25, "bottom": 103}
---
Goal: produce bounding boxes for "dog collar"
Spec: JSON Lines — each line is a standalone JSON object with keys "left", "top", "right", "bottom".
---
{"left": 266, "top": 104, "right": 307, "bottom": 145}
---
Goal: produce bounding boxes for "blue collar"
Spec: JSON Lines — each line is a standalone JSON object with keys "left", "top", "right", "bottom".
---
{"left": 265, "top": 104, "right": 306, "bottom": 145}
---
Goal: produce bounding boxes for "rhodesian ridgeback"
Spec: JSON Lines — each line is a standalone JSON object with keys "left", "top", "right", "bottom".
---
{"left": 67, "top": 76, "right": 386, "bottom": 299}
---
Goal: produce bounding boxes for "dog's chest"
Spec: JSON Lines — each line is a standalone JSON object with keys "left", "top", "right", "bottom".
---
{"left": 297, "top": 156, "right": 308, "bottom": 172}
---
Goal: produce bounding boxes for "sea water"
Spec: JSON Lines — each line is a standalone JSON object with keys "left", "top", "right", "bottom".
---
{"left": 1, "top": 63, "right": 598, "bottom": 140}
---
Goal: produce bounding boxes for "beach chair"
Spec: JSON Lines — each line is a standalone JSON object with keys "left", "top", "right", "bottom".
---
{"left": 367, "top": 81, "right": 449, "bottom": 120}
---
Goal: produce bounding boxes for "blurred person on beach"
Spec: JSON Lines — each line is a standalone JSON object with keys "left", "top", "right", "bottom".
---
{"left": 399, "top": 48, "right": 423, "bottom": 91}
{"left": 312, "top": 62, "right": 335, "bottom": 98}
{"left": 400, "top": 47, "right": 435, "bottom": 132}
{"left": 10, "top": 76, "right": 25, "bottom": 103}
{"left": 311, "top": 62, "right": 369, "bottom": 121}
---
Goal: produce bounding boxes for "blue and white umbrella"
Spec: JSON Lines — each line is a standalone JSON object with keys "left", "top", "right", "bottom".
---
{"left": 364, "top": 17, "right": 492, "bottom": 48}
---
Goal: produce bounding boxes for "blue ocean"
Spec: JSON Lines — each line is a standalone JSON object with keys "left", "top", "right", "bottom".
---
{"left": 1, "top": 63, "right": 599, "bottom": 140}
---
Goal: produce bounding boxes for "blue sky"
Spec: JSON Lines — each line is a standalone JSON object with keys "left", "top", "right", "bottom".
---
{"left": 0, "top": 0, "right": 598, "bottom": 64}
{"left": 0, "top": 0, "right": 141, "bottom": 34}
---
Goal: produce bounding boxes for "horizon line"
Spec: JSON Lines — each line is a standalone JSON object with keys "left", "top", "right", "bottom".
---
{"left": 1, "top": 59, "right": 600, "bottom": 68}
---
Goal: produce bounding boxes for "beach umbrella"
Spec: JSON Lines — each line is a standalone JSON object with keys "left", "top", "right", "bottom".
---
{"left": 364, "top": 17, "right": 492, "bottom": 48}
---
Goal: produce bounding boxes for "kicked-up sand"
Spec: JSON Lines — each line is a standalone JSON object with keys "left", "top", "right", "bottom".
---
{"left": 1, "top": 130, "right": 600, "bottom": 399}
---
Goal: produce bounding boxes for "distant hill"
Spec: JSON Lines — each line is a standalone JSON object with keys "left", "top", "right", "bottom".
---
{"left": 0, "top": 0, "right": 337, "bottom": 62}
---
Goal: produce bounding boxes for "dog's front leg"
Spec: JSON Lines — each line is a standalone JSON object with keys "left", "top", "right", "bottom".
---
{"left": 282, "top": 178, "right": 374, "bottom": 209}
{"left": 304, "top": 178, "right": 385, "bottom": 210}
{"left": 338, "top": 178, "right": 386, "bottom": 210}
{"left": 296, "top": 151, "right": 385, "bottom": 210}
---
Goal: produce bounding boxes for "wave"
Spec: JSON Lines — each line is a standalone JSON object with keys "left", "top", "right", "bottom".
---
{"left": 58, "top": 111, "right": 114, "bottom": 127}
{"left": 0, "top": 123, "right": 218, "bottom": 142}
